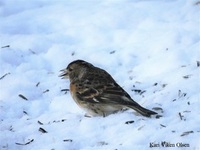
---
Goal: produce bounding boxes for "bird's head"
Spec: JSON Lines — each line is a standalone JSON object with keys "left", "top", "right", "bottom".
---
{"left": 59, "top": 60, "right": 93, "bottom": 82}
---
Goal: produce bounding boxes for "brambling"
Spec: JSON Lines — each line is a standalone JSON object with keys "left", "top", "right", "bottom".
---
{"left": 60, "top": 60, "right": 157, "bottom": 117}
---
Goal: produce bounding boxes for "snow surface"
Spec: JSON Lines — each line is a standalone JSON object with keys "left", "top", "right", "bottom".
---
{"left": 0, "top": 0, "right": 200, "bottom": 149}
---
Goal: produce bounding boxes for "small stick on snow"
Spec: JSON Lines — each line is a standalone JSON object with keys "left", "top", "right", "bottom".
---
{"left": 63, "top": 139, "right": 73, "bottom": 142}
{"left": 0, "top": 73, "right": 10, "bottom": 80}
{"left": 36, "top": 82, "right": 40, "bottom": 87}
{"left": 1, "top": 45, "right": 10, "bottom": 48}
{"left": 39, "top": 127, "right": 48, "bottom": 133}
{"left": 18, "top": 94, "right": 28, "bottom": 101}
{"left": 37, "top": 121, "right": 43, "bottom": 125}
{"left": 43, "top": 89, "right": 49, "bottom": 93}
{"left": 197, "top": 61, "right": 200, "bottom": 67}
{"left": 61, "top": 89, "right": 69, "bottom": 94}
{"left": 160, "top": 124, "right": 166, "bottom": 128}
{"left": 110, "top": 50, "right": 116, "bottom": 54}
{"left": 15, "top": 139, "right": 34, "bottom": 145}
{"left": 152, "top": 107, "right": 163, "bottom": 113}
{"left": 138, "top": 125, "right": 145, "bottom": 130}
{"left": 125, "top": 120, "right": 134, "bottom": 124}
{"left": 178, "top": 112, "right": 183, "bottom": 120}
{"left": 180, "top": 131, "right": 194, "bottom": 136}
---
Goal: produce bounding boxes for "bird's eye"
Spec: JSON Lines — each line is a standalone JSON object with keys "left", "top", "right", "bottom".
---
{"left": 68, "top": 67, "right": 73, "bottom": 71}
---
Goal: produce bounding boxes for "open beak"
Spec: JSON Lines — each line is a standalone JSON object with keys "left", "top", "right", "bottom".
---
{"left": 59, "top": 69, "right": 69, "bottom": 79}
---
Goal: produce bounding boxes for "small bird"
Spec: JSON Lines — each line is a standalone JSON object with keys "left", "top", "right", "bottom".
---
{"left": 60, "top": 60, "right": 157, "bottom": 117}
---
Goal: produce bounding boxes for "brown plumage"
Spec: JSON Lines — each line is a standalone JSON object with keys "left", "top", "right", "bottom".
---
{"left": 60, "top": 60, "right": 157, "bottom": 117}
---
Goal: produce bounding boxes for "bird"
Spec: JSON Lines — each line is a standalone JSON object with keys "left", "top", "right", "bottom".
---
{"left": 60, "top": 59, "right": 157, "bottom": 117}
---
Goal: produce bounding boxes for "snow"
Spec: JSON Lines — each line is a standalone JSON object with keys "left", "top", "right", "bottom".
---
{"left": 0, "top": 0, "right": 200, "bottom": 149}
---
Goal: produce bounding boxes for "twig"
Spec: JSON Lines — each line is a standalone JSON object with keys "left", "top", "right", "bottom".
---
{"left": 71, "top": 52, "right": 75, "bottom": 56}
{"left": 160, "top": 124, "right": 166, "bottom": 128}
{"left": 63, "top": 139, "right": 73, "bottom": 142}
{"left": 0, "top": 73, "right": 10, "bottom": 80}
{"left": 36, "top": 82, "right": 40, "bottom": 87}
{"left": 155, "top": 115, "right": 163, "bottom": 119}
{"left": 1, "top": 45, "right": 10, "bottom": 48}
{"left": 152, "top": 107, "right": 163, "bottom": 113}
{"left": 37, "top": 121, "right": 43, "bottom": 125}
{"left": 181, "top": 131, "right": 193, "bottom": 136}
{"left": 110, "top": 50, "right": 116, "bottom": 54}
{"left": 43, "top": 89, "right": 49, "bottom": 93}
{"left": 125, "top": 120, "right": 134, "bottom": 124}
{"left": 197, "top": 61, "right": 200, "bottom": 67}
{"left": 39, "top": 127, "right": 48, "bottom": 133}
{"left": 138, "top": 125, "right": 145, "bottom": 130}
{"left": 178, "top": 112, "right": 183, "bottom": 120}
{"left": 18, "top": 94, "right": 28, "bottom": 101}
{"left": 61, "top": 89, "right": 69, "bottom": 94}
{"left": 15, "top": 139, "right": 34, "bottom": 145}
{"left": 183, "top": 75, "right": 192, "bottom": 79}
{"left": 195, "top": 1, "right": 200, "bottom": 5}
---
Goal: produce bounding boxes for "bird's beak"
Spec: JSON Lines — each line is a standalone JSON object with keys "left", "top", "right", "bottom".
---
{"left": 59, "top": 69, "right": 69, "bottom": 79}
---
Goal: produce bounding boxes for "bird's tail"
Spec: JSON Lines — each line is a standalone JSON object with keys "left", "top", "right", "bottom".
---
{"left": 128, "top": 104, "right": 157, "bottom": 117}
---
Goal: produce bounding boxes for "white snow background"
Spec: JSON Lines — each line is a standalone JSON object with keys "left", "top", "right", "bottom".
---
{"left": 0, "top": 0, "right": 200, "bottom": 149}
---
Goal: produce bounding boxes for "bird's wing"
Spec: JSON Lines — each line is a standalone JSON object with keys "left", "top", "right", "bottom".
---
{"left": 76, "top": 82, "right": 139, "bottom": 106}
{"left": 75, "top": 67, "right": 141, "bottom": 106}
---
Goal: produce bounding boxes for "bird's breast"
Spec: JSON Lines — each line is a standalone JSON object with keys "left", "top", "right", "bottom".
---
{"left": 70, "top": 83, "right": 78, "bottom": 101}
